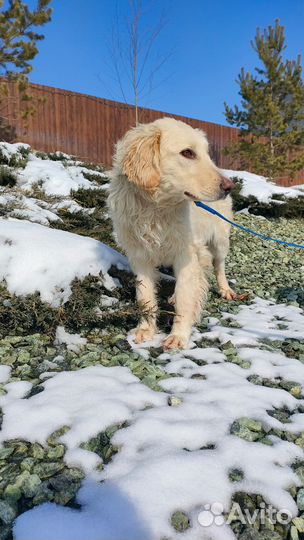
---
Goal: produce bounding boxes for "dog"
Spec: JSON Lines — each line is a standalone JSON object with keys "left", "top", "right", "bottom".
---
{"left": 108, "top": 117, "right": 235, "bottom": 350}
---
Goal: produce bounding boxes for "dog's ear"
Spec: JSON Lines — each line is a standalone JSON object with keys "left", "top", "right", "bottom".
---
{"left": 122, "top": 130, "right": 161, "bottom": 189}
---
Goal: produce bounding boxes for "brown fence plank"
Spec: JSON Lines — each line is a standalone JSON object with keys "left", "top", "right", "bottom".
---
{"left": 2, "top": 80, "right": 303, "bottom": 185}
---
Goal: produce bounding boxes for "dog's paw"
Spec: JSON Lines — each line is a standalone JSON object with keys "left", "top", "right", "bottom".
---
{"left": 134, "top": 326, "right": 156, "bottom": 344}
{"left": 220, "top": 287, "right": 237, "bottom": 301}
{"left": 162, "top": 334, "right": 187, "bottom": 350}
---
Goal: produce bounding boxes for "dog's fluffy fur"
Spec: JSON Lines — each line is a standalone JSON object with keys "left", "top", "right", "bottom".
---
{"left": 108, "top": 117, "right": 235, "bottom": 350}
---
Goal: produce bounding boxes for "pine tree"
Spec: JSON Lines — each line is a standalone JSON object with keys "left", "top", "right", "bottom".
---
{"left": 0, "top": 0, "right": 52, "bottom": 138}
{"left": 224, "top": 20, "right": 304, "bottom": 179}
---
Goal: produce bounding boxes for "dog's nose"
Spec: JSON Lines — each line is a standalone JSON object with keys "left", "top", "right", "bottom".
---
{"left": 220, "top": 176, "right": 235, "bottom": 195}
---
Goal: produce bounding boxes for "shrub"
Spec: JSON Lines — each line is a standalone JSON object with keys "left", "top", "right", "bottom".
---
{"left": 0, "top": 270, "right": 138, "bottom": 338}
{"left": 47, "top": 151, "right": 70, "bottom": 161}
{"left": 0, "top": 166, "right": 17, "bottom": 187}
{"left": 230, "top": 177, "right": 304, "bottom": 219}
{"left": 71, "top": 187, "right": 107, "bottom": 208}
{"left": 77, "top": 161, "right": 106, "bottom": 174}
{"left": 50, "top": 208, "right": 116, "bottom": 248}
{"left": 0, "top": 144, "right": 29, "bottom": 168}
{"left": 82, "top": 170, "right": 108, "bottom": 185}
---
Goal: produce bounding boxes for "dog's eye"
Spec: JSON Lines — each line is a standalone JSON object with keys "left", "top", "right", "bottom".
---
{"left": 180, "top": 148, "right": 196, "bottom": 159}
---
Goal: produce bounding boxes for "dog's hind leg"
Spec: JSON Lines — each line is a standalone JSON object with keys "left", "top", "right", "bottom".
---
{"left": 131, "top": 261, "right": 158, "bottom": 344}
{"left": 209, "top": 236, "right": 236, "bottom": 300}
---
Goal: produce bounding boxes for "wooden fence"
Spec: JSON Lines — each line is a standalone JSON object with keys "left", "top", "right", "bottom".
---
{"left": 2, "top": 81, "right": 303, "bottom": 186}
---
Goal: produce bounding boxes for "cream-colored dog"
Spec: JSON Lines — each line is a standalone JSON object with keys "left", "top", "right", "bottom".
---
{"left": 108, "top": 117, "right": 235, "bottom": 350}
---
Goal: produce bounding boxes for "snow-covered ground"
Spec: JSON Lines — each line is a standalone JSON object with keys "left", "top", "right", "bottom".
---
{"left": 5, "top": 300, "right": 304, "bottom": 540}
{"left": 223, "top": 169, "right": 304, "bottom": 203}
{"left": 0, "top": 141, "right": 304, "bottom": 540}
{"left": 0, "top": 219, "right": 128, "bottom": 306}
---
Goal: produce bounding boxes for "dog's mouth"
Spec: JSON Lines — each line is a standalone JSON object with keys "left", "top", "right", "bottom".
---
{"left": 184, "top": 190, "right": 224, "bottom": 202}
{"left": 184, "top": 191, "right": 200, "bottom": 201}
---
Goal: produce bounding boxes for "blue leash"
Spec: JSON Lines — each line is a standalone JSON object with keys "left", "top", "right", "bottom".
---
{"left": 195, "top": 201, "right": 304, "bottom": 249}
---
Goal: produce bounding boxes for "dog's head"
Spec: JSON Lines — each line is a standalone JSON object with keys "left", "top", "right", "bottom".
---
{"left": 114, "top": 117, "right": 234, "bottom": 203}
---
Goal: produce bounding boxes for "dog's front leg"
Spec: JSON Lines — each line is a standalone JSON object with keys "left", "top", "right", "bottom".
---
{"left": 131, "top": 262, "right": 158, "bottom": 344}
{"left": 163, "top": 247, "right": 209, "bottom": 350}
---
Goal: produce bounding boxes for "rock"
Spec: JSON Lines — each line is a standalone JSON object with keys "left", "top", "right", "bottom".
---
{"left": 295, "top": 437, "right": 304, "bottom": 449}
{"left": 240, "top": 530, "right": 281, "bottom": 540}
{"left": 46, "top": 347, "right": 57, "bottom": 356}
{"left": 171, "top": 510, "right": 191, "bottom": 532}
{"left": 111, "top": 353, "right": 133, "bottom": 364}
{"left": 20, "top": 457, "right": 35, "bottom": 473}
{"left": 238, "top": 528, "right": 260, "bottom": 539}
{"left": 32, "top": 482, "right": 54, "bottom": 505}
{"left": 228, "top": 468, "right": 244, "bottom": 482}
{"left": 47, "top": 426, "right": 70, "bottom": 447}
{"left": 231, "top": 418, "right": 263, "bottom": 442}
{"left": 0, "top": 345, "right": 13, "bottom": 357}
{"left": 221, "top": 341, "right": 235, "bottom": 351}
{"left": 259, "top": 532, "right": 281, "bottom": 540}
{"left": 3, "top": 483, "right": 22, "bottom": 502}
{"left": 4, "top": 470, "right": 31, "bottom": 502}
{"left": 30, "top": 442, "right": 45, "bottom": 460}
{"left": 16, "top": 364, "right": 32, "bottom": 377}
{"left": 0, "top": 524, "right": 11, "bottom": 540}
{"left": 78, "top": 351, "right": 100, "bottom": 363}
{"left": 260, "top": 437, "right": 273, "bottom": 446}
{"left": 292, "top": 517, "right": 304, "bottom": 533}
{"left": 33, "top": 462, "right": 65, "bottom": 479}
{"left": 0, "top": 447, "right": 14, "bottom": 460}
{"left": 66, "top": 468, "right": 85, "bottom": 481}
{"left": 168, "top": 395, "right": 183, "bottom": 406}
{"left": 49, "top": 473, "right": 75, "bottom": 492}
{"left": 17, "top": 351, "right": 31, "bottom": 364}
{"left": 47, "top": 445, "right": 65, "bottom": 459}
{"left": 238, "top": 417, "right": 263, "bottom": 432}
{"left": 2, "top": 336, "right": 23, "bottom": 346}
{"left": 0, "top": 355, "right": 16, "bottom": 366}
{"left": 22, "top": 474, "right": 42, "bottom": 498}
{"left": 297, "top": 488, "right": 304, "bottom": 511}
{"left": 280, "top": 380, "right": 302, "bottom": 398}
{"left": 268, "top": 409, "right": 291, "bottom": 424}
{"left": 295, "top": 466, "right": 304, "bottom": 485}
{"left": 12, "top": 442, "right": 29, "bottom": 457}
{"left": 53, "top": 489, "right": 77, "bottom": 505}
{"left": 290, "top": 525, "right": 299, "bottom": 540}
{"left": 0, "top": 500, "right": 17, "bottom": 524}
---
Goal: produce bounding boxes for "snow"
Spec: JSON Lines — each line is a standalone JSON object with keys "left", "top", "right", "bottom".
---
{"left": 0, "top": 191, "right": 61, "bottom": 225}
{"left": 0, "top": 365, "right": 11, "bottom": 383}
{"left": 18, "top": 155, "right": 97, "bottom": 196}
{"left": 11, "top": 354, "right": 303, "bottom": 540}
{"left": 223, "top": 169, "right": 304, "bottom": 203}
{"left": 9, "top": 297, "right": 304, "bottom": 540}
{"left": 54, "top": 327, "right": 87, "bottom": 353}
{"left": 100, "top": 294, "right": 119, "bottom": 307}
{"left": 51, "top": 199, "right": 94, "bottom": 214}
{"left": 0, "top": 219, "right": 128, "bottom": 306}
{"left": 0, "top": 366, "right": 165, "bottom": 475}
{"left": 201, "top": 297, "right": 304, "bottom": 345}
{"left": 0, "top": 141, "right": 30, "bottom": 162}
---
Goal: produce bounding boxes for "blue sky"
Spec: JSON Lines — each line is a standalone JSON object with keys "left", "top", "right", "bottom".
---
{"left": 27, "top": 0, "right": 304, "bottom": 125}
